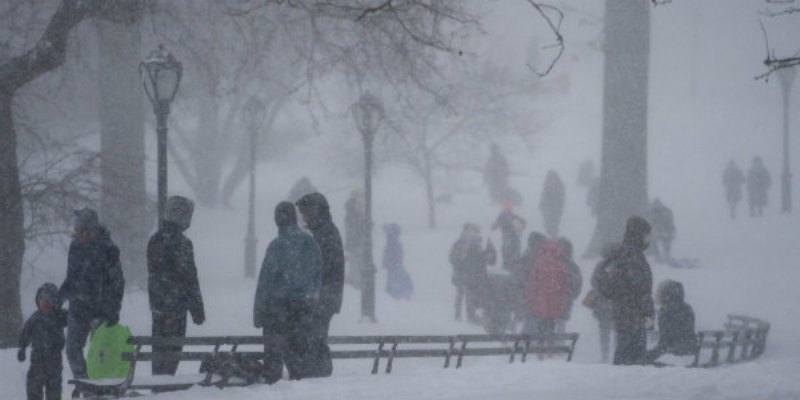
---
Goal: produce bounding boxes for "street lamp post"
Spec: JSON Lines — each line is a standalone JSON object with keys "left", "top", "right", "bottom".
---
{"left": 241, "top": 97, "right": 266, "bottom": 278}
{"left": 352, "top": 91, "right": 384, "bottom": 323}
{"left": 140, "top": 44, "right": 182, "bottom": 228}
{"left": 778, "top": 67, "right": 796, "bottom": 213}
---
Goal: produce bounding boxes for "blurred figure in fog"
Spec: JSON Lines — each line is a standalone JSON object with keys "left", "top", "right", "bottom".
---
{"left": 586, "top": 254, "right": 615, "bottom": 363}
{"left": 492, "top": 202, "right": 526, "bottom": 272}
{"left": 648, "top": 198, "right": 675, "bottom": 262}
{"left": 556, "top": 238, "right": 583, "bottom": 333}
{"left": 539, "top": 170, "right": 566, "bottom": 237}
{"left": 746, "top": 157, "right": 771, "bottom": 217}
{"left": 518, "top": 232, "right": 547, "bottom": 333}
{"left": 722, "top": 160, "right": 745, "bottom": 219}
{"left": 382, "top": 224, "right": 413, "bottom": 300}
{"left": 449, "top": 224, "right": 496, "bottom": 324}
{"left": 344, "top": 189, "right": 367, "bottom": 288}
{"left": 287, "top": 177, "right": 317, "bottom": 203}
{"left": 484, "top": 142, "right": 511, "bottom": 204}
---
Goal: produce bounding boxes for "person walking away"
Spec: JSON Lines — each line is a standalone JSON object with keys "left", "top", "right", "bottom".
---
{"left": 382, "top": 224, "right": 413, "bottom": 300}
{"left": 18, "top": 283, "right": 67, "bottom": 400}
{"left": 539, "top": 170, "right": 566, "bottom": 237}
{"left": 147, "top": 196, "right": 206, "bottom": 376}
{"left": 747, "top": 156, "right": 771, "bottom": 217}
{"left": 648, "top": 198, "right": 675, "bottom": 262}
{"left": 644, "top": 280, "right": 697, "bottom": 364}
{"left": 344, "top": 189, "right": 367, "bottom": 288}
{"left": 585, "top": 252, "right": 616, "bottom": 363}
{"left": 295, "top": 192, "right": 345, "bottom": 378}
{"left": 58, "top": 208, "right": 124, "bottom": 379}
{"left": 492, "top": 202, "right": 526, "bottom": 272}
{"left": 254, "top": 202, "right": 322, "bottom": 383}
{"left": 594, "top": 216, "right": 655, "bottom": 365}
{"left": 484, "top": 142, "right": 511, "bottom": 204}
{"left": 525, "top": 239, "right": 569, "bottom": 357}
{"left": 723, "top": 160, "right": 745, "bottom": 219}
{"left": 556, "top": 238, "right": 583, "bottom": 333}
{"left": 449, "top": 224, "right": 496, "bottom": 324}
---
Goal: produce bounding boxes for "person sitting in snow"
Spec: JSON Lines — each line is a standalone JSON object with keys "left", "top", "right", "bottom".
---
{"left": 644, "top": 280, "right": 697, "bottom": 364}
{"left": 18, "top": 283, "right": 68, "bottom": 400}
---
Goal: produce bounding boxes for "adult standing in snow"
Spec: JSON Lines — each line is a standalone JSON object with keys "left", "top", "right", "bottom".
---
{"left": 254, "top": 202, "right": 322, "bottom": 383}
{"left": 556, "top": 238, "right": 583, "bottom": 333}
{"left": 518, "top": 232, "right": 546, "bottom": 332}
{"left": 58, "top": 208, "right": 124, "bottom": 379}
{"left": 449, "top": 224, "right": 496, "bottom": 324}
{"left": 382, "top": 224, "right": 413, "bottom": 300}
{"left": 539, "top": 170, "right": 566, "bottom": 238}
{"left": 296, "top": 192, "right": 345, "bottom": 378}
{"left": 492, "top": 202, "right": 526, "bottom": 272}
{"left": 484, "top": 142, "right": 511, "bottom": 204}
{"left": 746, "top": 156, "right": 771, "bottom": 217}
{"left": 648, "top": 198, "right": 675, "bottom": 262}
{"left": 587, "top": 253, "right": 615, "bottom": 363}
{"left": 594, "top": 216, "right": 654, "bottom": 365}
{"left": 344, "top": 189, "right": 367, "bottom": 288}
{"left": 147, "top": 196, "right": 206, "bottom": 375}
{"left": 722, "top": 160, "right": 745, "bottom": 219}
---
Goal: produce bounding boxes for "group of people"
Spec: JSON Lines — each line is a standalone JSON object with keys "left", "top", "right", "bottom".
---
{"left": 17, "top": 192, "right": 346, "bottom": 399}
{"left": 723, "top": 157, "right": 772, "bottom": 219}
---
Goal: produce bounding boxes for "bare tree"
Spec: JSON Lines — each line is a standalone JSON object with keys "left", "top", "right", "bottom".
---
{"left": 0, "top": 0, "right": 135, "bottom": 347}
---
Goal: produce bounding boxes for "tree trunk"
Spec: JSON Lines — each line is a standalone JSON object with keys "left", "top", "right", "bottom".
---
{"left": 423, "top": 152, "right": 437, "bottom": 229}
{"left": 95, "top": 17, "right": 149, "bottom": 288}
{"left": 0, "top": 93, "right": 24, "bottom": 347}
{"left": 585, "top": 0, "right": 650, "bottom": 257}
{"left": 193, "top": 96, "right": 222, "bottom": 206}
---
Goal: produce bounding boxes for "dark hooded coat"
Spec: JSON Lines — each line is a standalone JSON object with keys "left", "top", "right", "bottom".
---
{"left": 19, "top": 284, "right": 67, "bottom": 365}
{"left": 296, "top": 193, "right": 345, "bottom": 316}
{"left": 655, "top": 281, "right": 697, "bottom": 355}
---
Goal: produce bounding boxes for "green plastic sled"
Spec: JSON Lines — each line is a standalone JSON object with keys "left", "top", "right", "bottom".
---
{"left": 87, "top": 323, "right": 134, "bottom": 379}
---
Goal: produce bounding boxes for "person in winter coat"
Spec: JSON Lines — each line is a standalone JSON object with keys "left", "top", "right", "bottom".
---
{"left": 587, "top": 252, "right": 615, "bottom": 363}
{"left": 344, "top": 189, "right": 367, "bottom": 288}
{"left": 484, "top": 142, "right": 511, "bottom": 204}
{"left": 18, "top": 283, "right": 67, "bottom": 400}
{"left": 525, "top": 239, "right": 569, "bottom": 343}
{"left": 644, "top": 280, "right": 697, "bottom": 364}
{"left": 58, "top": 208, "right": 124, "bottom": 379}
{"left": 254, "top": 202, "right": 322, "bottom": 383}
{"left": 449, "top": 223, "right": 496, "bottom": 323}
{"left": 648, "top": 198, "right": 675, "bottom": 262}
{"left": 382, "top": 224, "right": 413, "bottom": 300}
{"left": 147, "top": 196, "right": 206, "bottom": 376}
{"left": 518, "top": 232, "right": 547, "bottom": 332}
{"left": 295, "top": 192, "right": 345, "bottom": 378}
{"left": 539, "top": 170, "right": 566, "bottom": 237}
{"left": 747, "top": 156, "right": 771, "bottom": 217}
{"left": 556, "top": 238, "right": 583, "bottom": 333}
{"left": 492, "top": 203, "right": 526, "bottom": 272}
{"left": 723, "top": 160, "right": 745, "bottom": 219}
{"left": 594, "top": 215, "right": 655, "bottom": 365}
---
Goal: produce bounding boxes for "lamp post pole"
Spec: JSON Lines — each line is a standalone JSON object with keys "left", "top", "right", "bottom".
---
{"left": 353, "top": 92, "right": 383, "bottom": 323}
{"left": 242, "top": 97, "right": 265, "bottom": 278}
{"left": 140, "top": 44, "right": 182, "bottom": 229}
{"left": 778, "top": 67, "right": 796, "bottom": 213}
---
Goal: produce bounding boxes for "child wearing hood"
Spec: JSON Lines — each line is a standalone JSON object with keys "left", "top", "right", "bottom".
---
{"left": 18, "top": 283, "right": 68, "bottom": 400}
{"left": 645, "top": 280, "right": 697, "bottom": 363}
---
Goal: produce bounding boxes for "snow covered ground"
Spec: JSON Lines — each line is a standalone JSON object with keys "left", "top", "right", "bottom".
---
{"left": 4, "top": 1, "right": 800, "bottom": 399}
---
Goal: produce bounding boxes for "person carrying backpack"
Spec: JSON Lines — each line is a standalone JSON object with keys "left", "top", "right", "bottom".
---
{"left": 594, "top": 215, "right": 654, "bottom": 366}
{"left": 58, "top": 208, "right": 124, "bottom": 379}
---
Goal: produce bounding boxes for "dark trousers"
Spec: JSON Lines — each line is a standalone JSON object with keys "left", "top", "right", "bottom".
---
{"left": 27, "top": 361, "right": 61, "bottom": 400}
{"left": 66, "top": 306, "right": 96, "bottom": 379}
{"left": 262, "top": 331, "right": 311, "bottom": 384}
{"left": 152, "top": 311, "right": 187, "bottom": 375}
{"left": 598, "top": 316, "right": 613, "bottom": 363}
{"left": 305, "top": 311, "right": 334, "bottom": 378}
{"left": 614, "top": 326, "right": 647, "bottom": 365}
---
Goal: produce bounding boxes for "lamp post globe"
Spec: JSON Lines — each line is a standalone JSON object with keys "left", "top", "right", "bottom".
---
{"left": 241, "top": 96, "right": 266, "bottom": 278}
{"left": 140, "top": 44, "right": 182, "bottom": 228}
{"left": 352, "top": 91, "right": 384, "bottom": 322}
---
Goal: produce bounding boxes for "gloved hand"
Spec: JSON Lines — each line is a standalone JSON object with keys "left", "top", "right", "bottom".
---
{"left": 191, "top": 309, "right": 205, "bottom": 325}
{"left": 17, "top": 348, "right": 25, "bottom": 362}
{"left": 644, "top": 317, "right": 655, "bottom": 331}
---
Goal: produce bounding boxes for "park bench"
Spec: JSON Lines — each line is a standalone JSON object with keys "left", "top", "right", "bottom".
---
{"left": 69, "top": 332, "right": 579, "bottom": 397}
{"left": 691, "top": 314, "right": 770, "bottom": 368}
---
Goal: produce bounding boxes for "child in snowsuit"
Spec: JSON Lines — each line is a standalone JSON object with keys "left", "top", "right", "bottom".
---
{"left": 18, "top": 283, "right": 68, "bottom": 400}
{"left": 645, "top": 280, "right": 697, "bottom": 364}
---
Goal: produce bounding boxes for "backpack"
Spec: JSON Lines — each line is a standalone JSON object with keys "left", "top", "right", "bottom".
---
{"left": 526, "top": 239, "right": 568, "bottom": 319}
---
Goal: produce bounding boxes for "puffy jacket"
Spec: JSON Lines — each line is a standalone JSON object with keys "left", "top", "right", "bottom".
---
{"left": 59, "top": 226, "right": 124, "bottom": 321}
{"left": 254, "top": 225, "right": 322, "bottom": 328}
{"left": 147, "top": 222, "right": 205, "bottom": 321}
{"left": 656, "top": 281, "right": 697, "bottom": 355}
